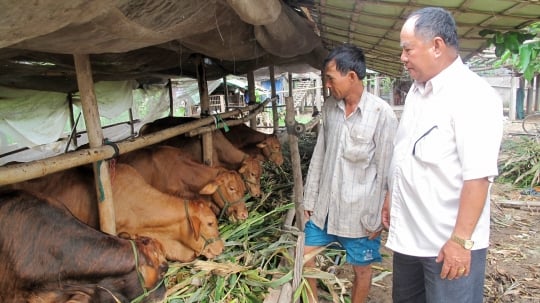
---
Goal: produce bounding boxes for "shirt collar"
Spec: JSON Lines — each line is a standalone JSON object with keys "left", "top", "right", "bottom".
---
{"left": 336, "top": 91, "right": 367, "bottom": 115}
{"left": 411, "top": 56, "right": 463, "bottom": 96}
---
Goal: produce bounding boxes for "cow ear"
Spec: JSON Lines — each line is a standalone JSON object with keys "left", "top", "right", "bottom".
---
{"left": 256, "top": 142, "right": 267, "bottom": 149}
{"left": 199, "top": 182, "right": 218, "bottom": 195}
{"left": 190, "top": 216, "right": 201, "bottom": 240}
{"left": 238, "top": 164, "right": 247, "bottom": 173}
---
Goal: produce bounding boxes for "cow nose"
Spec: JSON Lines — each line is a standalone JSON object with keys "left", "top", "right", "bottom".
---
{"left": 159, "top": 262, "right": 168, "bottom": 277}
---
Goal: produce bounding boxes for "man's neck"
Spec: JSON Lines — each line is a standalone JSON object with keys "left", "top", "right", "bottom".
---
{"left": 343, "top": 85, "right": 364, "bottom": 117}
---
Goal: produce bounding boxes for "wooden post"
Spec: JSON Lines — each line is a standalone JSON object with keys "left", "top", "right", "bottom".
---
{"left": 128, "top": 108, "right": 135, "bottom": 136}
{"left": 73, "top": 54, "right": 116, "bottom": 235}
{"left": 509, "top": 75, "right": 517, "bottom": 120}
{"left": 285, "top": 95, "right": 305, "bottom": 230}
{"left": 67, "top": 93, "right": 78, "bottom": 147}
{"left": 195, "top": 54, "right": 213, "bottom": 166}
{"left": 247, "top": 70, "right": 257, "bottom": 128}
{"left": 168, "top": 79, "right": 174, "bottom": 117}
{"left": 285, "top": 95, "right": 305, "bottom": 303}
{"left": 535, "top": 75, "right": 539, "bottom": 112}
{"left": 527, "top": 78, "right": 534, "bottom": 115}
{"left": 269, "top": 65, "right": 279, "bottom": 133}
{"left": 223, "top": 76, "right": 230, "bottom": 111}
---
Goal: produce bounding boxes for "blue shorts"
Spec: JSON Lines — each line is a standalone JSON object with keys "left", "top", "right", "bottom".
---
{"left": 304, "top": 220, "right": 382, "bottom": 266}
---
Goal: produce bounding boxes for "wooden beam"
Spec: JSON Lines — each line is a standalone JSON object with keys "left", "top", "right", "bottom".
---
{"left": 187, "top": 99, "right": 272, "bottom": 136}
{"left": 73, "top": 53, "right": 116, "bottom": 235}
{"left": 223, "top": 76, "right": 230, "bottom": 111}
{"left": 195, "top": 54, "right": 213, "bottom": 166}
{"left": 168, "top": 79, "right": 174, "bottom": 117}
{"left": 0, "top": 110, "right": 247, "bottom": 186}
{"left": 269, "top": 65, "right": 279, "bottom": 134}
{"left": 247, "top": 70, "right": 257, "bottom": 128}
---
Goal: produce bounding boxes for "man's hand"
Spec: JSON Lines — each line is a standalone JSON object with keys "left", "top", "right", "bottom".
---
{"left": 436, "top": 240, "right": 471, "bottom": 280}
{"left": 367, "top": 228, "right": 382, "bottom": 240}
{"left": 381, "top": 192, "right": 391, "bottom": 230}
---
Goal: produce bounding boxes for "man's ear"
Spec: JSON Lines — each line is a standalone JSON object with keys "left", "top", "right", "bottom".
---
{"left": 432, "top": 37, "right": 446, "bottom": 57}
{"left": 347, "top": 70, "right": 358, "bottom": 81}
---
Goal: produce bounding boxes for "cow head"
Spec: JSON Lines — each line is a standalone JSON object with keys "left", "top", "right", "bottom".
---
{"left": 258, "top": 136, "right": 284, "bottom": 166}
{"left": 238, "top": 156, "right": 262, "bottom": 198}
{"left": 199, "top": 169, "right": 249, "bottom": 222}
{"left": 131, "top": 236, "right": 169, "bottom": 290}
{"left": 184, "top": 199, "right": 224, "bottom": 259}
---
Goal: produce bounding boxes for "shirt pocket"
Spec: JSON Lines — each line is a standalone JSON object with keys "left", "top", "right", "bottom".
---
{"left": 413, "top": 127, "right": 454, "bottom": 165}
{"left": 342, "top": 128, "right": 373, "bottom": 164}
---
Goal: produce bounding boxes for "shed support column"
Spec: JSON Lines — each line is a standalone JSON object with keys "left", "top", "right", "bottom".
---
{"left": 168, "top": 79, "right": 174, "bottom": 117}
{"left": 509, "top": 75, "right": 517, "bottom": 121}
{"left": 534, "top": 75, "right": 540, "bottom": 112}
{"left": 247, "top": 71, "right": 257, "bottom": 128}
{"left": 527, "top": 78, "right": 534, "bottom": 115}
{"left": 223, "top": 76, "right": 230, "bottom": 111}
{"left": 73, "top": 54, "right": 116, "bottom": 235}
{"left": 269, "top": 65, "right": 279, "bottom": 133}
{"left": 195, "top": 54, "right": 213, "bottom": 166}
{"left": 285, "top": 94, "right": 305, "bottom": 303}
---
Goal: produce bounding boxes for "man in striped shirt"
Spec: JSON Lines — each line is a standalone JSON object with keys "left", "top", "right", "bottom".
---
{"left": 303, "top": 44, "right": 398, "bottom": 303}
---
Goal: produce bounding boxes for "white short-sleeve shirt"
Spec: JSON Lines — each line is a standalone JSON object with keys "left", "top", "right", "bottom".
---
{"left": 385, "top": 57, "right": 503, "bottom": 256}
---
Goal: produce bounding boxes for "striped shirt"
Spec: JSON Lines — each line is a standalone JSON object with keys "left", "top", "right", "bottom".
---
{"left": 303, "top": 92, "right": 397, "bottom": 237}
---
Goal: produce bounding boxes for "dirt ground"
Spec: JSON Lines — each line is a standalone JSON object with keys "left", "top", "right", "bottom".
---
{"left": 317, "top": 120, "right": 540, "bottom": 303}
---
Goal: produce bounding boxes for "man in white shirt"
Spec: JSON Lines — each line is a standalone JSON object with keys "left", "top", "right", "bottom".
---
{"left": 382, "top": 7, "right": 503, "bottom": 303}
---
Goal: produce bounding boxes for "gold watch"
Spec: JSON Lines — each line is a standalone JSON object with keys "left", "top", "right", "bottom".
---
{"left": 451, "top": 234, "right": 474, "bottom": 250}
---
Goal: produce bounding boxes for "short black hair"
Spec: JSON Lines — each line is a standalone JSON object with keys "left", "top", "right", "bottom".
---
{"left": 323, "top": 44, "right": 366, "bottom": 80}
{"left": 408, "top": 7, "right": 459, "bottom": 49}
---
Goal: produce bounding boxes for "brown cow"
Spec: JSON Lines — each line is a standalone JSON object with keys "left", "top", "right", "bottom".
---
{"left": 222, "top": 123, "right": 284, "bottom": 166}
{"left": 0, "top": 189, "right": 168, "bottom": 303}
{"left": 118, "top": 145, "right": 249, "bottom": 222}
{"left": 8, "top": 163, "right": 224, "bottom": 262}
{"left": 139, "top": 116, "right": 263, "bottom": 197}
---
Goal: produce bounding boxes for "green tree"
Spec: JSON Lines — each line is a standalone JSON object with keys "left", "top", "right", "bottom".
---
{"left": 480, "top": 22, "right": 540, "bottom": 81}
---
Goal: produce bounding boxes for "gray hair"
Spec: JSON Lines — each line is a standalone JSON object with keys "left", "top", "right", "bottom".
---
{"left": 408, "top": 7, "right": 459, "bottom": 50}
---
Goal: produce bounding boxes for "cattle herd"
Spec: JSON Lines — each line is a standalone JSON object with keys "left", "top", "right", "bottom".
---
{"left": 0, "top": 117, "right": 284, "bottom": 302}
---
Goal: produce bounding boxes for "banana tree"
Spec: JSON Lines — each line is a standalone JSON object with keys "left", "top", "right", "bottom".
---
{"left": 480, "top": 22, "right": 539, "bottom": 81}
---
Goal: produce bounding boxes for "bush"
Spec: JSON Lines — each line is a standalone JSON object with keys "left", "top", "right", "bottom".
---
{"left": 497, "top": 136, "right": 540, "bottom": 188}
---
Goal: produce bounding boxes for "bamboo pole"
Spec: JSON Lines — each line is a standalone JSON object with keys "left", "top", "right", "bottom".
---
{"left": 224, "top": 76, "right": 230, "bottom": 111}
{"left": 187, "top": 99, "right": 271, "bottom": 136}
{"left": 195, "top": 54, "right": 213, "bottom": 166}
{"left": 269, "top": 65, "right": 279, "bottom": 134}
{"left": 284, "top": 93, "right": 305, "bottom": 302}
{"left": 168, "top": 79, "right": 174, "bottom": 117}
{"left": 0, "top": 111, "right": 245, "bottom": 186}
{"left": 67, "top": 93, "right": 78, "bottom": 147}
{"left": 247, "top": 70, "right": 257, "bottom": 128}
{"left": 73, "top": 53, "right": 116, "bottom": 235}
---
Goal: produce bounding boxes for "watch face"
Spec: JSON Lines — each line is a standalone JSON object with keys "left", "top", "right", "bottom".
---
{"left": 464, "top": 240, "right": 474, "bottom": 249}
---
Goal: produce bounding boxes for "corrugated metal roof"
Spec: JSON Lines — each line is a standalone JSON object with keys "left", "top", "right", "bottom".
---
{"left": 299, "top": 0, "right": 540, "bottom": 76}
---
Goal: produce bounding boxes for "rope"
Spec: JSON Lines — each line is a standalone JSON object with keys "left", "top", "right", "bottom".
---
{"left": 103, "top": 138, "right": 120, "bottom": 160}
{"left": 215, "top": 189, "right": 251, "bottom": 221}
{"left": 96, "top": 160, "right": 105, "bottom": 202}
{"left": 184, "top": 199, "right": 221, "bottom": 254}
{"left": 129, "top": 240, "right": 148, "bottom": 297}
{"left": 214, "top": 114, "right": 230, "bottom": 132}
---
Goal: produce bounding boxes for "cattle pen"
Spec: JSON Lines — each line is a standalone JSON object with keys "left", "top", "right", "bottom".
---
{"left": 0, "top": 55, "right": 321, "bottom": 301}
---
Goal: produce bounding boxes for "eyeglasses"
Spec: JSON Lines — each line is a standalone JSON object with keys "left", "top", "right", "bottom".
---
{"left": 412, "top": 125, "right": 438, "bottom": 156}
